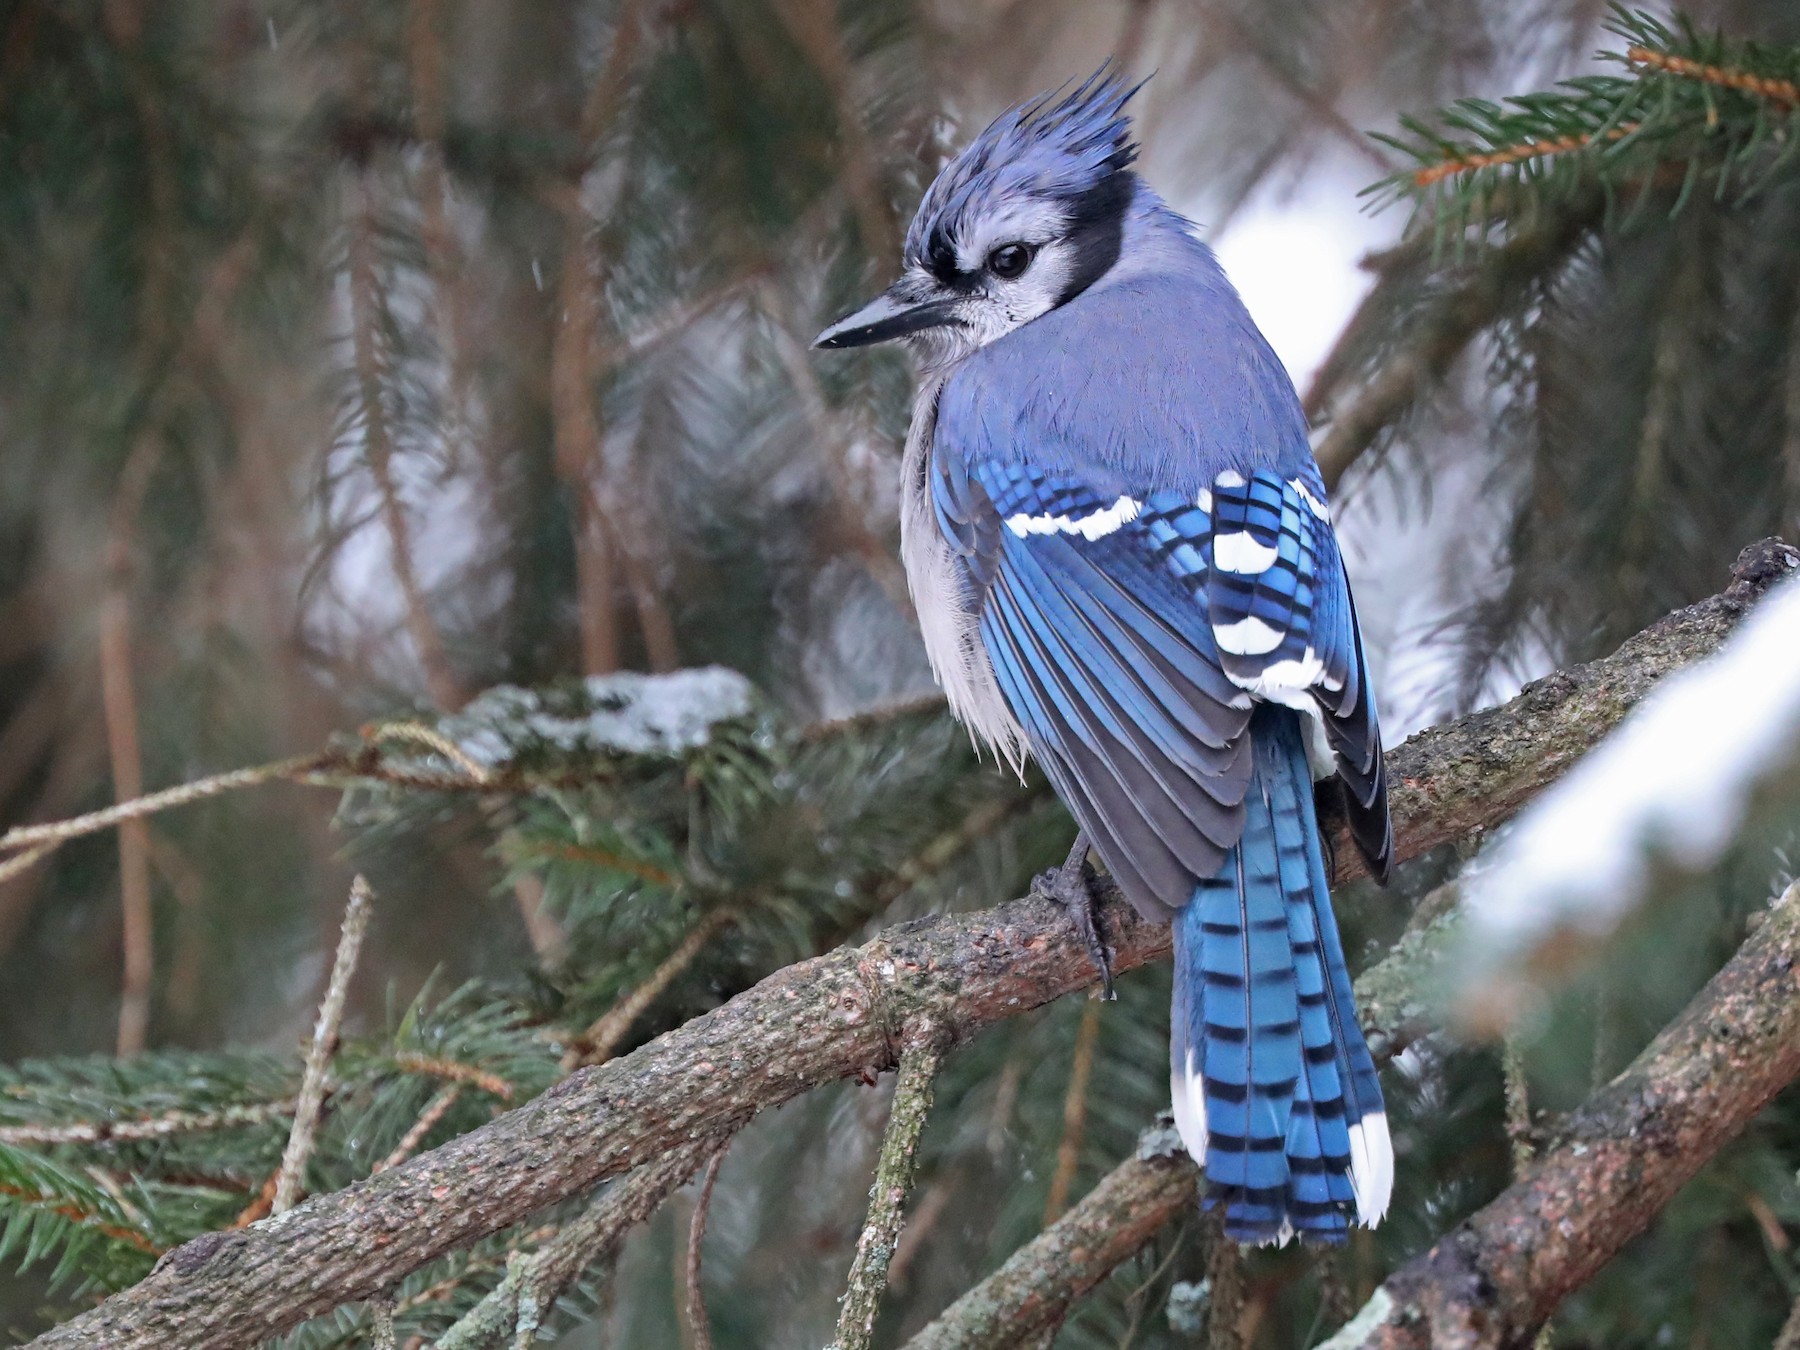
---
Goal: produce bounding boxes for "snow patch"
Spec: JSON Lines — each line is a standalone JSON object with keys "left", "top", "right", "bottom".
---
{"left": 443, "top": 667, "right": 756, "bottom": 767}
{"left": 1459, "top": 571, "right": 1800, "bottom": 1015}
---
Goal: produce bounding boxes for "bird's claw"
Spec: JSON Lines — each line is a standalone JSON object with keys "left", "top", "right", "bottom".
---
{"left": 1032, "top": 844, "right": 1115, "bottom": 1000}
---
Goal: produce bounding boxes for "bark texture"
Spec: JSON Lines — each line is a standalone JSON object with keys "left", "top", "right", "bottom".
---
{"left": 1324, "top": 881, "right": 1800, "bottom": 1350}
{"left": 25, "top": 540, "right": 1794, "bottom": 1350}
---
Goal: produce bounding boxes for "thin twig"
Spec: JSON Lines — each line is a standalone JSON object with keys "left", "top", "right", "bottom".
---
{"left": 1502, "top": 1036, "right": 1535, "bottom": 1176}
{"left": 1501, "top": 1036, "right": 1553, "bottom": 1350}
{"left": 1411, "top": 124, "right": 1634, "bottom": 188}
{"left": 1775, "top": 1289, "right": 1800, "bottom": 1350}
{"left": 1043, "top": 996, "right": 1101, "bottom": 1224}
{"left": 0, "top": 1099, "right": 298, "bottom": 1148}
{"left": 365, "top": 723, "right": 493, "bottom": 784}
{"left": 550, "top": 0, "right": 654, "bottom": 681}
{"left": 273, "top": 877, "right": 374, "bottom": 1215}
{"left": 0, "top": 753, "right": 328, "bottom": 854}
{"left": 1625, "top": 44, "right": 1799, "bottom": 108}
{"left": 517, "top": 837, "right": 681, "bottom": 889}
{"left": 370, "top": 1294, "right": 398, "bottom": 1350}
{"left": 0, "top": 843, "right": 54, "bottom": 887}
{"left": 1205, "top": 1209, "right": 1245, "bottom": 1350}
{"left": 432, "top": 1138, "right": 716, "bottom": 1350}
{"left": 389, "top": 1053, "right": 515, "bottom": 1101}
{"left": 101, "top": 436, "right": 167, "bottom": 1056}
{"left": 375, "top": 1086, "right": 464, "bottom": 1174}
{"left": 685, "top": 1149, "right": 726, "bottom": 1350}
{"left": 831, "top": 1036, "right": 946, "bottom": 1350}
{"left": 407, "top": 0, "right": 477, "bottom": 474}
{"left": 231, "top": 1170, "right": 281, "bottom": 1230}
{"left": 903, "top": 1126, "right": 1200, "bottom": 1350}
{"left": 348, "top": 165, "right": 464, "bottom": 712}
{"left": 564, "top": 907, "right": 740, "bottom": 1070}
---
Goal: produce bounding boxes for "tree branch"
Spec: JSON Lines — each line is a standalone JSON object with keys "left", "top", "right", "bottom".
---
{"left": 831, "top": 1035, "right": 946, "bottom": 1350}
{"left": 903, "top": 1126, "right": 1198, "bottom": 1350}
{"left": 1323, "top": 880, "right": 1800, "bottom": 1349}
{"left": 24, "top": 542, "right": 1792, "bottom": 1349}
{"left": 1335, "top": 537, "right": 1799, "bottom": 883}
{"left": 431, "top": 1137, "right": 715, "bottom": 1350}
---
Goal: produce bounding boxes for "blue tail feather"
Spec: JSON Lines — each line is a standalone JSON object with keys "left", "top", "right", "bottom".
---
{"left": 1170, "top": 705, "right": 1390, "bottom": 1244}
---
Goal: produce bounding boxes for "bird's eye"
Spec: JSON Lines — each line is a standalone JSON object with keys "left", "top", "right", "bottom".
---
{"left": 986, "top": 243, "right": 1035, "bottom": 280}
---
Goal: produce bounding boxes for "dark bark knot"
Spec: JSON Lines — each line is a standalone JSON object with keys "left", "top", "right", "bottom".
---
{"left": 1728, "top": 537, "right": 1800, "bottom": 596}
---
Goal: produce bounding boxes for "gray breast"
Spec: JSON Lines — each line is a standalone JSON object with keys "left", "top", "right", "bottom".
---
{"left": 898, "top": 372, "right": 1029, "bottom": 775}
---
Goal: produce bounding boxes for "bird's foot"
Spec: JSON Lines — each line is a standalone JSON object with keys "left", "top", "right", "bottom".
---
{"left": 1032, "top": 832, "right": 1115, "bottom": 1000}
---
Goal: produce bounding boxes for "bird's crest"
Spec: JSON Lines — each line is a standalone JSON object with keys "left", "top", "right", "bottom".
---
{"left": 905, "top": 67, "right": 1144, "bottom": 269}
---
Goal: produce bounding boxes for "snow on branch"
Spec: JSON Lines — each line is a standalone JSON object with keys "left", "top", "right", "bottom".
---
{"left": 1325, "top": 880, "right": 1800, "bottom": 1350}
{"left": 1456, "top": 546, "right": 1800, "bottom": 1030}
{"left": 439, "top": 667, "right": 757, "bottom": 767}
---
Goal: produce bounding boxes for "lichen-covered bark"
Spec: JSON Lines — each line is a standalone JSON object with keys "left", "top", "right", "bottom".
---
{"left": 1328, "top": 883, "right": 1800, "bottom": 1350}
{"left": 27, "top": 542, "right": 1792, "bottom": 1350}
{"left": 832, "top": 1037, "right": 945, "bottom": 1350}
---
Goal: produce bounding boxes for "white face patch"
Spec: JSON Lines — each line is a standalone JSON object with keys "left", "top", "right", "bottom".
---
{"left": 1213, "top": 530, "right": 1279, "bottom": 574}
{"left": 1005, "top": 494, "right": 1140, "bottom": 541}
{"left": 908, "top": 195, "right": 1097, "bottom": 362}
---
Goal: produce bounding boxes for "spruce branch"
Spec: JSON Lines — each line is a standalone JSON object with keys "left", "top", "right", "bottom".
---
{"left": 18, "top": 542, "right": 1791, "bottom": 1349}
{"left": 1371, "top": 9, "right": 1800, "bottom": 240}
{"left": 0, "top": 1101, "right": 298, "bottom": 1150}
{"left": 1043, "top": 995, "right": 1102, "bottom": 1224}
{"left": 387, "top": 1055, "right": 516, "bottom": 1102}
{"left": 1624, "top": 44, "right": 1799, "bottom": 110}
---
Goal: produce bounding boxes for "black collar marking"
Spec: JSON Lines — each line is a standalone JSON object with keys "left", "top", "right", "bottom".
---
{"left": 1054, "top": 170, "right": 1135, "bottom": 308}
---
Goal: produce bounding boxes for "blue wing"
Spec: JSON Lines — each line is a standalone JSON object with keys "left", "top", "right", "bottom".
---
{"left": 937, "top": 459, "right": 1249, "bottom": 917}
{"left": 930, "top": 451, "right": 1391, "bottom": 914}
{"left": 1205, "top": 467, "right": 1392, "bottom": 878}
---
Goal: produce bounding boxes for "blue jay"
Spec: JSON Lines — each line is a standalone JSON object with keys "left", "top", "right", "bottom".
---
{"left": 815, "top": 73, "right": 1393, "bottom": 1244}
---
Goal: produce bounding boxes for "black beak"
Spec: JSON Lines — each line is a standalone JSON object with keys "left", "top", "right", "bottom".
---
{"left": 812, "top": 288, "right": 965, "bottom": 349}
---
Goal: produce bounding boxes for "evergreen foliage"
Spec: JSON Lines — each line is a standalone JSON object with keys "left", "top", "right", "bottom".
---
{"left": 0, "top": 2, "right": 1797, "bottom": 1346}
